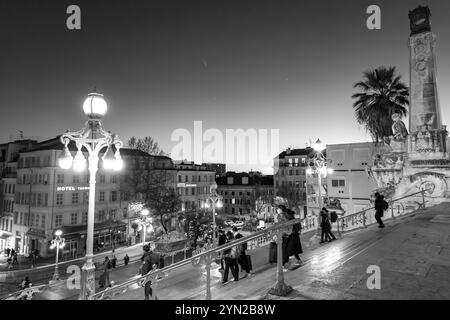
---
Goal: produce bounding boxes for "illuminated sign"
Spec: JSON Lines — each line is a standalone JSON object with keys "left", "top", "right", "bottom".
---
{"left": 177, "top": 183, "right": 197, "bottom": 187}
{"left": 56, "top": 186, "right": 90, "bottom": 191}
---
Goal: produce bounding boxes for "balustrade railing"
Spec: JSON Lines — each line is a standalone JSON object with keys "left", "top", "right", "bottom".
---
{"left": 92, "top": 218, "right": 303, "bottom": 300}
{"left": 336, "top": 189, "right": 429, "bottom": 236}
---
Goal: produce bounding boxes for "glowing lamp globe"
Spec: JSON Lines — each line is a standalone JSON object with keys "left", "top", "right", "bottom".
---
{"left": 83, "top": 92, "right": 107, "bottom": 119}
{"left": 204, "top": 202, "right": 210, "bottom": 209}
{"left": 313, "top": 138, "right": 325, "bottom": 152}
{"left": 102, "top": 147, "right": 116, "bottom": 170}
{"left": 306, "top": 168, "right": 313, "bottom": 175}
{"left": 327, "top": 168, "right": 334, "bottom": 175}
{"left": 141, "top": 209, "right": 149, "bottom": 216}
{"left": 113, "top": 151, "right": 123, "bottom": 171}
{"left": 55, "top": 230, "right": 63, "bottom": 236}
{"left": 58, "top": 147, "right": 73, "bottom": 169}
{"left": 73, "top": 150, "right": 87, "bottom": 172}
{"left": 216, "top": 200, "right": 223, "bottom": 208}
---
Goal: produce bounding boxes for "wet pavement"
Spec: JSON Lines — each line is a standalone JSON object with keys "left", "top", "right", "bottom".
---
{"left": 9, "top": 202, "right": 450, "bottom": 300}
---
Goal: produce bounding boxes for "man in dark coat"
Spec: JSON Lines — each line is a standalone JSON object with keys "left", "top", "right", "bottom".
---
{"left": 221, "top": 231, "right": 239, "bottom": 284}
{"left": 320, "top": 208, "right": 336, "bottom": 243}
{"left": 374, "top": 193, "right": 388, "bottom": 228}
{"left": 279, "top": 205, "right": 303, "bottom": 270}
{"left": 232, "top": 227, "right": 251, "bottom": 277}
{"left": 218, "top": 229, "right": 227, "bottom": 270}
{"left": 141, "top": 245, "right": 159, "bottom": 300}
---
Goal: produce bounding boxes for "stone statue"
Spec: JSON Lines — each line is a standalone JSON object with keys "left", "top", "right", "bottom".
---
{"left": 391, "top": 113, "right": 408, "bottom": 142}
{"left": 408, "top": 6, "right": 431, "bottom": 36}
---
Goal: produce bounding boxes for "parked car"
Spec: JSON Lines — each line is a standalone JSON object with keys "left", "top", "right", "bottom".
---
{"left": 224, "top": 220, "right": 233, "bottom": 226}
{"left": 231, "top": 221, "right": 244, "bottom": 229}
{"left": 256, "top": 225, "right": 266, "bottom": 231}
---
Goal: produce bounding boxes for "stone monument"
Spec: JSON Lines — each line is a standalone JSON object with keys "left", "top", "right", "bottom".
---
{"left": 370, "top": 6, "right": 450, "bottom": 204}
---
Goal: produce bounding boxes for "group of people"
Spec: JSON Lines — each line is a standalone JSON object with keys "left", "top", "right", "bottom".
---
{"left": 4, "top": 248, "right": 19, "bottom": 268}
{"left": 276, "top": 205, "right": 303, "bottom": 272}
{"left": 218, "top": 227, "right": 252, "bottom": 284}
{"left": 140, "top": 244, "right": 162, "bottom": 300}
{"left": 319, "top": 207, "right": 337, "bottom": 243}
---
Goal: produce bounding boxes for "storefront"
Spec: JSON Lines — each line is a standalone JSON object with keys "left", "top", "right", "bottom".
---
{"left": 60, "top": 220, "right": 127, "bottom": 257}
{"left": 26, "top": 228, "right": 47, "bottom": 256}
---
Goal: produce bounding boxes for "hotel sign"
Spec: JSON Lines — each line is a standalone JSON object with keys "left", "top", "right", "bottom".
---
{"left": 177, "top": 183, "right": 197, "bottom": 187}
{"left": 56, "top": 186, "right": 90, "bottom": 191}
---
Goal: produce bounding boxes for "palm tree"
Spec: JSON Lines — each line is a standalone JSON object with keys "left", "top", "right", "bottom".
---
{"left": 352, "top": 66, "right": 409, "bottom": 142}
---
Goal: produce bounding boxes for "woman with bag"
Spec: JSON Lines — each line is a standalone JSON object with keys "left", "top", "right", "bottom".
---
{"left": 279, "top": 205, "right": 303, "bottom": 271}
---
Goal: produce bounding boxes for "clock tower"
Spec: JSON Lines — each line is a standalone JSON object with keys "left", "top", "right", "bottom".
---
{"left": 407, "top": 6, "right": 447, "bottom": 159}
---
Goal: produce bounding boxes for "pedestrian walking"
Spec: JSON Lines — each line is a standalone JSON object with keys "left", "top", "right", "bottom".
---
{"left": 374, "top": 192, "right": 388, "bottom": 228}
{"left": 100, "top": 256, "right": 112, "bottom": 288}
{"left": 124, "top": 254, "right": 130, "bottom": 266}
{"left": 12, "top": 251, "right": 19, "bottom": 265}
{"left": 6, "top": 248, "right": 11, "bottom": 258}
{"left": 221, "top": 231, "right": 239, "bottom": 284}
{"left": 111, "top": 253, "right": 117, "bottom": 269}
{"left": 278, "top": 205, "right": 303, "bottom": 270}
{"left": 218, "top": 229, "right": 227, "bottom": 271}
{"left": 232, "top": 227, "right": 251, "bottom": 277}
{"left": 320, "top": 207, "right": 336, "bottom": 243}
{"left": 140, "top": 244, "right": 159, "bottom": 300}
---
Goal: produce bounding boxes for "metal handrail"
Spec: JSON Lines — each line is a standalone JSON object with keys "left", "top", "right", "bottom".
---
{"left": 337, "top": 188, "right": 429, "bottom": 222}
{"left": 336, "top": 188, "right": 430, "bottom": 235}
{"left": 92, "top": 217, "right": 302, "bottom": 300}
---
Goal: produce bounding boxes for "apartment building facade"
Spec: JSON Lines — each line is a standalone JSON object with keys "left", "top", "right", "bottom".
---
{"left": 273, "top": 147, "right": 311, "bottom": 217}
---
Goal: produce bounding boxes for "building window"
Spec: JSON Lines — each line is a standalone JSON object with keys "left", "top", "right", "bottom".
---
{"left": 72, "top": 192, "right": 79, "bottom": 204}
{"left": 98, "top": 210, "right": 105, "bottom": 221}
{"left": 178, "top": 175, "right": 181, "bottom": 182}
{"left": 19, "top": 212, "right": 23, "bottom": 225}
{"left": 35, "top": 214, "right": 40, "bottom": 227}
{"left": 110, "top": 209, "right": 117, "bottom": 220}
{"left": 41, "top": 215, "right": 46, "bottom": 228}
{"left": 100, "top": 175, "right": 106, "bottom": 184}
{"left": 71, "top": 213, "right": 78, "bottom": 225}
{"left": 185, "top": 175, "right": 188, "bottom": 182}
{"left": 111, "top": 175, "right": 117, "bottom": 184}
{"left": 56, "top": 193, "right": 64, "bottom": 205}
{"left": 331, "top": 179, "right": 345, "bottom": 187}
{"left": 37, "top": 193, "right": 42, "bottom": 206}
{"left": 82, "top": 212, "right": 88, "bottom": 225}
{"left": 99, "top": 192, "right": 105, "bottom": 202}
{"left": 14, "top": 212, "right": 18, "bottom": 224}
{"left": 57, "top": 174, "right": 64, "bottom": 184}
{"left": 111, "top": 191, "right": 118, "bottom": 202}
{"left": 55, "top": 214, "right": 63, "bottom": 227}
{"left": 191, "top": 187, "right": 195, "bottom": 195}
{"left": 73, "top": 175, "right": 80, "bottom": 184}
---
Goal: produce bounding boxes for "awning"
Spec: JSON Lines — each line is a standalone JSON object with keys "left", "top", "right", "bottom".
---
{"left": 26, "top": 228, "right": 46, "bottom": 239}
{"left": 60, "top": 220, "right": 127, "bottom": 237}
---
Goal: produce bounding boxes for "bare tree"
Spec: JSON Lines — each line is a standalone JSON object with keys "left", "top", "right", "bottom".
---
{"left": 127, "top": 136, "right": 167, "bottom": 156}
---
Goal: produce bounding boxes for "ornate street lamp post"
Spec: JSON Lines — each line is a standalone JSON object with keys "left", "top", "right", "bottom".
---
{"left": 306, "top": 139, "right": 333, "bottom": 237}
{"left": 50, "top": 230, "right": 65, "bottom": 281}
{"left": 204, "top": 183, "right": 223, "bottom": 244}
{"left": 139, "top": 208, "right": 153, "bottom": 244}
{"left": 58, "top": 91, "right": 123, "bottom": 300}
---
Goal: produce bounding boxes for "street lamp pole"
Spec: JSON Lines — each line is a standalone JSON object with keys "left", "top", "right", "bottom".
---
{"left": 307, "top": 139, "right": 333, "bottom": 237}
{"left": 206, "top": 183, "right": 223, "bottom": 245}
{"left": 58, "top": 91, "right": 123, "bottom": 300}
{"left": 140, "top": 208, "right": 149, "bottom": 244}
{"left": 50, "top": 230, "right": 65, "bottom": 282}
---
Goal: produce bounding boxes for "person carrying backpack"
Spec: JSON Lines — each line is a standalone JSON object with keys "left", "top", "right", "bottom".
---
{"left": 374, "top": 192, "right": 388, "bottom": 228}
{"left": 320, "top": 208, "right": 336, "bottom": 243}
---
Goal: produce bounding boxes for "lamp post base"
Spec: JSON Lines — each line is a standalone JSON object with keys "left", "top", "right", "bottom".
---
{"left": 268, "top": 282, "right": 293, "bottom": 297}
{"left": 79, "top": 260, "right": 96, "bottom": 300}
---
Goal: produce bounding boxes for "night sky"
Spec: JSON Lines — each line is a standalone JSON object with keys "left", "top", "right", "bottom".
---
{"left": 1, "top": 0, "right": 449, "bottom": 173}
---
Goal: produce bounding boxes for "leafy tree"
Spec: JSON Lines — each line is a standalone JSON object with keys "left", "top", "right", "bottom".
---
{"left": 147, "top": 186, "right": 182, "bottom": 235}
{"left": 352, "top": 66, "right": 409, "bottom": 143}
{"left": 128, "top": 136, "right": 167, "bottom": 156}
